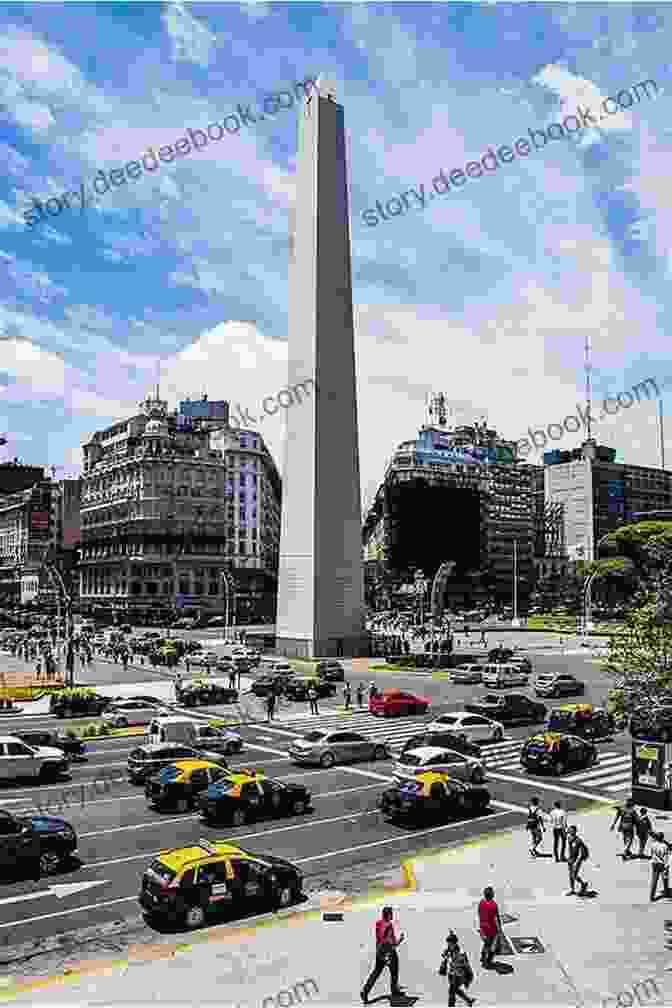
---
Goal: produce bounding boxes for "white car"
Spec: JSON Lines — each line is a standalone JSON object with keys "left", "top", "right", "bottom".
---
{"left": 102, "top": 700, "right": 172, "bottom": 727}
{"left": 190, "top": 652, "right": 219, "bottom": 668}
{"left": 450, "top": 664, "right": 485, "bottom": 684}
{"left": 482, "top": 663, "right": 530, "bottom": 688}
{"left": 0, "top": 736, "right": 70, "bottom": 781}
{"left": 426, "top": 711, "right": 504, "bottom": 743}
{"left": 393, "top": 745, "right": 486, "bottom": 784}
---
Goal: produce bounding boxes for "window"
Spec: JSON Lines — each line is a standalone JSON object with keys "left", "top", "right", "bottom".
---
{"left": 190, "top": 769, "right": 209, "bottom": 790}
{"left": 7, "top": 742, "right": 33, "bottom": 756}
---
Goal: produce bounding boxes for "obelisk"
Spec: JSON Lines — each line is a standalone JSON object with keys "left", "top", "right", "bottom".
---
{"left": 275, "top": 75, "right": 365, "bottom": 659}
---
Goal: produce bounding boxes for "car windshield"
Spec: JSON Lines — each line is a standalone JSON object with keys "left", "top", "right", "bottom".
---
{"left": 147, "top": 859, "right": 175, "bottom": 883}
{"left": 302, "top": 731, "right": 326, "bottom": 743}
{"left": 436, "top": 715, "right": 459, "bottom": 725}
{"left": 398, "top": 753, "right": 420, "bottom": 765}
{"left": 157, "top": 766, "right": 181, "bottom": 782}
{"left": 482, "top": 695, "right": 500, "bottom": 704}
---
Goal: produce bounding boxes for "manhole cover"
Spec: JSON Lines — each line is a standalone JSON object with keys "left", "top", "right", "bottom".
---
{"left": 511, "top": 936, "right": 545, "bottom": 954}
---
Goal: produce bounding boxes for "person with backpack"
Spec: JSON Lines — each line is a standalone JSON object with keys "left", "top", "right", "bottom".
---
{"left": 356, "top": 683, "right": 364, "bottom": 708}
{"left": 527, "top": 797, "right": 545, "bottom": 857}
{"left": 566, "top": 825, "right": 589, "bottom": 896}
{"left": 439, "top": 932, "right": 475, "bottom": 1007}
{"left": 611, "top": 797, "right": 637, "bottom": 858}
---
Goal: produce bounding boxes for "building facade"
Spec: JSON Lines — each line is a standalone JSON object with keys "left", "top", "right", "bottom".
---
{"left": 78, "top": 392, "right": 280, "bottom": 623}
{"left": 0, "top": 461, "right": 44, "bottom": 497}
{"left": 544, "top": 440, "right": 672, "bottom": 562}
{"left": 363, "top": 418, "right": 539, "bottom": 612}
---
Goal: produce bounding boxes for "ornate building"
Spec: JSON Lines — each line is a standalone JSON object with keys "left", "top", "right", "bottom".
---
{"left": 78, "top": 391, "right": 280, "bottom": 622}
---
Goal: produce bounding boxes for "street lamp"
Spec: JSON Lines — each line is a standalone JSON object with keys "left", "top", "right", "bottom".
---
{"left": 511, "top": 539, "right": 521, "bottom": 628}
{"left": 582, "top": 532, "right": 615, "bottom": 635}
{"left": 220, "top": 570, "right": 235, "bottom": 642}
{"left": 414, "top": 570, "right": 428, "bottom": 629}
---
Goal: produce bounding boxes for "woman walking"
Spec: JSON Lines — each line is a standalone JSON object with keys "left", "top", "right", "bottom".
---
{"left": 439, "top": 933, "right": 475, "bottom": 1007}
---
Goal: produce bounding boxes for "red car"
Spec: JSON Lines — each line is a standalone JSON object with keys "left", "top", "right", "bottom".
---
{"left": 369, "top": 689, "right": 430, "bottom": 717}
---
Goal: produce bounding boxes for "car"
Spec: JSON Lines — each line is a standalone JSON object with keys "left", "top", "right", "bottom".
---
{"left": 482, "top": 663, "right": 530, "bottom": 688}
{"left": 145, "top": 759, "right": 233, "bottom": 812}
{"left": 14, "top": 731, "right": 86, "bottom": 760}
{"left": 369, "top": 690, "right": 430, "bottom": 717}
{"left": 534, "top": 673, "right": 585, "bottom": 698}
{"left": 283, "top": 678, "right": 336, "bottom": 702}
{"left": 545, "top": 703, "right": 614, "bottom": 740}
{"left": 520, "top": 732, "right": 597, "bottom": 775}
{"left": 464, "top": 694, "right": 547, "bottom": 726}
{"left": 102, "top": 700, "right": 172, "bottom": 727}
{"left": 0, "top": 809, "right": 77, "bottom": 879}
{"left": 50, "top": 689, "right": 111, "bottom": 718}
{"left": 288, "top": 730, "right": 391, "bottom": 767}
{"left": 112, "top": 695, "right": 167, "bottom": 707}
{"left": 128, "top": 744, "right": 215, "bottom": 784}
{"left": 0, "top": 736, "right": 70, "bottom": 782}
{"left": 316, "top": 661, "right": 346, "bottom": 682}
{"left": 207, "top": 617, "right": 228, "bottom": 627}
{"left": 450, "top": 664, "right": 485, "bottom": 684}
{"left": 139, "top": 840, "right": 304, "bottom": 928}
{"left": 198, "top": 772, "right": 311, "bottom": 826}
{"left": 426, "top": 711, "right": 504, "bottom": 743}
{"left": 380, "top": 773, "right": 491, "bottom": 825}
{"left": 394, "top": 745, "right": 486, "bottom": 784}
{"left": 399, "top": 731, "right": 481, "bottom": 760}
{"left": 178, "top": 681, "right": 239, "bottom": 707}
{"left": 250, "top": 673, "right": 294, "bottom": 697}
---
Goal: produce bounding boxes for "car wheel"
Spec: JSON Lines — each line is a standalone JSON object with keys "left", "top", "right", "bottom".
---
{"left": 471, "top": 768, "right": 485, "bottom": 784}
{"left": 320, "top": 752, "right": 336, "bottom": 768}
{"left": 555, "top": 761, "right": 566, "bottom": 776}
{"left": 176, "top": 797, "right": 190, "bottom": 813}
{"left": 492, "top": 727, "right": 504, "bottom": 742}
{"left": 185, "top": 904, "right": 206, "bottom": 929}
{"left": 39, "top": 850, "right": 60, "bottom": 876}
{"left": 373, "top": 745, "right": 387, "bottom": 761}
{"left": 275, "top": 885, "right": 294, "bottom": 909}
{"left": 117, "top": 717, "right": 128, "bottom": 728}
{"left": 232, "top": 807, "right": 247, "bottom": 827}
{"left": 292, "top": 798, "right": 306, "bottom": 815}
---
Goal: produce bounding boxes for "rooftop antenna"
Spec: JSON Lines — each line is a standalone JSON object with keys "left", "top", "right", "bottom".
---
{"left": 155, "top": 360, "right": 160, "bottom": 401}
{"left": 659, "top": 397, "right": 666, "bottom": 470}
{"left": 428, "top": 392, "right": 448, "bottom": 427}
{"left": 584, "top": 332, "right": 593, "bottom": 441}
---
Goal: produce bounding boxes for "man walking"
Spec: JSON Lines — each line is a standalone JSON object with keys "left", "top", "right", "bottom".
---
{"left": 356, "top": 683, "right": 364, "bottom": 708}
{"left": 611, "top": 797, "right": 637, "bottom": 858}
{"left": 174, "top": 671, "right": 183, "bottom": 702}
{"left": 549, "top": 801, "right": 568, "bottom": 862}
{"left": 477, "top": 886, "right": 501, "bottom": 968}
{"left": 228, "top": 667, "right": 236, "bottom": 690}
{"left": 360, "top": 906, "right": 405, "bottom": 1004}
{"left": 440, "top": 932, "right": 475, "bottom": 1007}
{"left": 266, "top": 691, "right": 276, "bottom": 722}
{"left": 566, "top": 825, "right": 589, "bottom": 896}
{"left": 527, "top": 797, "right": 545, "bottom": 857}
{"left": 308, "top": 684, "right": 319, "bottom": 715}
{"left": 344, "top": 682, "right": 352, "bottom": 709}
{"left": 637, "top": 807, "right": 653, "bottom": 858}
{"left": 649, "top": 831, "right": 670, "bottom": 901}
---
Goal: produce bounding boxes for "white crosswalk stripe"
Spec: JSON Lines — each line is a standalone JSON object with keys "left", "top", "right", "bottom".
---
{"left": 267, "top": 708, "right": 634, "bottom": 794}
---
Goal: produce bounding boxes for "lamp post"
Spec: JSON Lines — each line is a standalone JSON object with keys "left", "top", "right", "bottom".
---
{"left": 414, "top": 570, "right": 428, "bottom": 630}
{"left": 45, "top": 562, "right": 74, "bottom": 687}
{"left": 582, "top": 532, "right": 614, "bottom": 636}
{"left": 511, "top": 539, "right": 521, "bottom": 628}
{"left": 220, "top": 570, "right": 235, "bottom": 642}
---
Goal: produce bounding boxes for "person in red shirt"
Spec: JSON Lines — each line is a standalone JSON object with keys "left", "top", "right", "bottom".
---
{"left": 478, "top": 886, "right": 501, "bottom": 968}
{"left": 361, "top": 906, "right": 405, "bottom": 1004}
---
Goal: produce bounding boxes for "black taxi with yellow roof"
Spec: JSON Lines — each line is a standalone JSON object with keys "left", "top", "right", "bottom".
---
{"left": 545, "top": 702, "right": 615, "bottom": 740}
{"left": 139, "top": 839, "right": 304, "bottom": 928}
{"left": 197, "top": 768, "right": 311, "bottom": 826}
{"left": 145, "top": 759, "right": 232, "bottom": 812}
{"left": 520, "top": 730, "right": 597, "bottom": 775}
{"left": 380, "top": 770, "right": 491, "bottom": 824}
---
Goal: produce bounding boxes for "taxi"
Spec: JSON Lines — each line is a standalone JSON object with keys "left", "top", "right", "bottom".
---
{"left": 139, "top": 840, "right": 304, "bottom": 928}
{"left": 545, "top": 703, "right": 615, "bottom": 740}
{"left": 379, "top": 771, "right": 491, "bottom": 825}
{"left": 145, "top": 759, "right": 232, "bottom": 812}
{"left": 197, "top": 770, "right": 311, "bottom": 826}
{"left": 520, "top": 731, "right": 597, "bottom": 776}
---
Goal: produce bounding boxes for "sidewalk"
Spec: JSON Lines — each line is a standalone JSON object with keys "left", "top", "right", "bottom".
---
{"left": 7, "top": 804, "right": 672, "bottom": 1006}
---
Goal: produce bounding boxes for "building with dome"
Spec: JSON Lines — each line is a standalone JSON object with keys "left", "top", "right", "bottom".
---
{"left": 78, "top": 390, "right": 280, "bottom": 623}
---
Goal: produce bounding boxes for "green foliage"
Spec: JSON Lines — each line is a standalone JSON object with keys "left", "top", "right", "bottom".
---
{"left": 602, "top": 594, "right": 672, "bottom": 700}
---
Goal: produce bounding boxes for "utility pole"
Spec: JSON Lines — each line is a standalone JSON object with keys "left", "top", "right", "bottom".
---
{"left": 511, "top": 539, "right": 521, "bottom": 628}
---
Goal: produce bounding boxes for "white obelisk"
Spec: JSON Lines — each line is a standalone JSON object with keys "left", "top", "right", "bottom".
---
{"left": 275, "top": 75, "right": 365, "bottom": 658}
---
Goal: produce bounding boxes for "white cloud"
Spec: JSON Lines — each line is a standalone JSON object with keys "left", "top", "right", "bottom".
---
{"left": 162, "top": 2, "right": 217, "bottom": 67}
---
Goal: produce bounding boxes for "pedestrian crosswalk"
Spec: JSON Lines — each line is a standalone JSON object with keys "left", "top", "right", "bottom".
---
{"left": 269, "top": 707, "right": 633, "bottom": 795}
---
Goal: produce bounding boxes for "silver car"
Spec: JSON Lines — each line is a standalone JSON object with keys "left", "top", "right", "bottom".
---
{"left": 450, "top": 664, "right": 485, "bottom": 684}
{"left": 288, "top": 729, "right": 391, "bottom": 768}
{"left": 393, "top": 745, "right": 486, "bottom": 784}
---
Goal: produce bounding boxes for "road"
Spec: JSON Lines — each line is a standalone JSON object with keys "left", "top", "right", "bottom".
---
{"left": 0, "top": 629, "right": 624, "bottom": 953}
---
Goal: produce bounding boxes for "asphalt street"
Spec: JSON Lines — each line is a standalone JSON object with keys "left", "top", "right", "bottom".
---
{"left": 0, "top": 630, "right": 623, "bottom": 954}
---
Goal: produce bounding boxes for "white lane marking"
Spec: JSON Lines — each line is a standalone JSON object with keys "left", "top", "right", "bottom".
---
{"left": 0, "top": 895, "right": 138, "bottom": 930}
{"left": 565, "top": 762, "right": 630, "bottom": 783}
{"left": 0, "top": 880, "right": 108, "bottom": 907}
{"left": 605, "top": 782, "right": 631, "bottom": 792}
{"left": 486, "top": 770, "right": 617, "bottom": 804}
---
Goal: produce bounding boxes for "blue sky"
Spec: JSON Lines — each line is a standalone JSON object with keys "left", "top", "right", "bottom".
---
{"left": 0, "top": 1, "right": 670, "bottom": 505}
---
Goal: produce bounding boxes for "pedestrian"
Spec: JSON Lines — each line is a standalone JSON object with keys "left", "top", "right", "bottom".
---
{"left": 566, "top": 825, "right": 589, "bottom": 896}
{"left": 228, "top": 668, "right": 236, "bottom": 690}
{"left": 477, "top": 886, "right": 501, "bottom": 968}
{"left": 403, "top": 639, "right": 410, "bottom": 655}
{"left": 368, "top": 681, "right": 378, "bottom": 703}
{"left": 649, "top": 831, "right": 670, "bottom": 901}
{"left": 611, "top": 797, "right": 637, "bottom": 858}
{"left": 356, "top": 682, "right": 364, "bottom": 708}
{"left": 549, "top": 801, "right": 568, "bottom": 862}
{"left": 480, "top": 629, "right": 487, "bottom": 646}
{"left": 636, "top": 807, "right": 653, "bottom": 858}
{"left": 185, "top": 657, "right": 190, "bottom": 675}
{"left": 527, "top": 797, "right": 545, "bottom": 857}
{"left": 360, "top": 906, "right": 405, "bottom": 1004}
{"left": 344, "top": 682, "right": 351, "bottom": 709}
{"left": 308, "top": 684, "right": 319, "bottom": 715}
{"left": 266, "top": 691, "right": 275, "bottom": 722}
{"left": 175, "top": 671, "right": 183, "bottom": 701}
{"left": 439, "top": 932, "right": 474, "bottom": 1007}
{"left": 35, "top": 657, "right": 42, "bottom": 677}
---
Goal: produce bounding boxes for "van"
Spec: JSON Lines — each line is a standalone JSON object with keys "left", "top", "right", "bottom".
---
{"left": 147, "top": 716, "right": 200, "bottom": 747}
{"left": 482, "top": 663, "right": 529, "bottom": 688}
